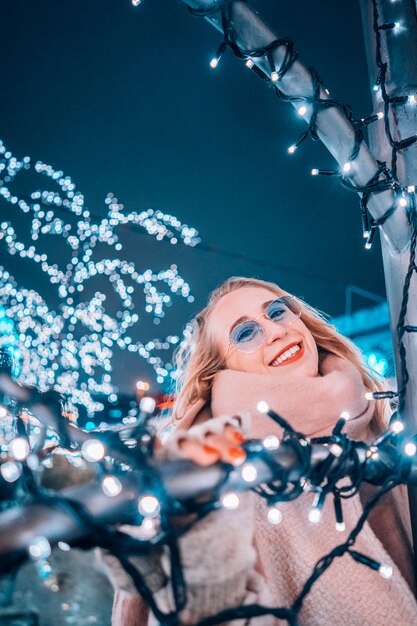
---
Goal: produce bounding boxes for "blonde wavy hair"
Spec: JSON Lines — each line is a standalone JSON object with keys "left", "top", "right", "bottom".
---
{"left": 172, "top": 276, "right": 388, "bottom": 432}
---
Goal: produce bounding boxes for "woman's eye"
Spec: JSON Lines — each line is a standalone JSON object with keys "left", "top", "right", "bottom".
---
{"left": 236, "top": 325, "right": 257, "bottom": 343}
{"left": 268, "top": 305, "right": 286, "bottom": 320}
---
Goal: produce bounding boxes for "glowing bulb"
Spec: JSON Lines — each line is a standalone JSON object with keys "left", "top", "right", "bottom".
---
{"left": 377, "top": 111, "right": 384, "bottom": 119}
{"left": 399, "top": 197, "right": 407, "bottom": 207}
{"left": 407, "top": 185, "right": 415, "bottom": 193}
{"left": 241, "top": 464, "right": 258, "bottom": 483}
{"left": 267, "top": 507, "right": 283, "bottom": 524}
{"left": 394, "top": 21, "right": 401, "bottom": 29}
{"left": 102, "top": 476, "right": 122, "bottom": 497}
{"left": 373, "top": 85, "right": 380, "bottom": 92}
{"left": 210, "top": 58, "right": 219, "bottom": 69}
{"left": 329, "top": 443, "right": 343, "bottom": 458}
{"left": 365, "top": 391, "right": 374, "bottom": 401}
{"left": 263, "top": 435, "right": 280, "bottom": 450}
{"left": 29, "top": 536, "right": 51, "bottom": 560}
{"left": 0, "top": 461, "right": 21, "bottom": 482}
{"left": 363, "top": 230, "right": 370, "bottom": 238}
{"left": 139, "top": 495, "right": 160, "bottom": 517}
{"left": 271, "top": 71, "right": 279, "bottom": 82}
{"left": 0, "top": 406, "right": 7, "bottom": 418}
{"left": 297, "top": 105, "right": 307, "bottom": 116}
{"left": 311, "top": 169, "right": 319, "bottom": 176}
{"left": 340, "top": 411, "right": 350, "bottom": 420}
{"left": 245, "top": 59, "right": 254, "bottom": 69}
{"left": 390, "top": 419, "right": 404, "bottom": 434}
{"left": 335, "top": 522, "right": 346, "bottom": 532}
{"left": 132, "top": 0, "right": 142, "bottom": 5}
{"left": 257, "top": 401, "right": 269, "bottom": 414}
{"left": 308, "top": 507, "right": 322, "bottom": 523}
{"left": 9, "top": 437, "right": 30, "bottom": 461}
{"left": 287, "top": 145, "right": 297, "bottom": 154}
{"left": 408, "top": 95, "right": 416, "bottom": 105}
{"left": 365, "top": 241, "right": 372, "bottom": 250}
{"left": 404, "top": 442, "right": 417, "bottom": 456}
{"left": 136, "top": 380, "right": 150, "bottom": 391}
{"left": 367, "top": 446, "right": 379, "bottom": 460}
{"left": 140, "top": 396, "right": 156, "bottom": 414}
{"left": 58, "top": 542, "right": 71, "bottom": 551}
{"left": 342, "top": 162, "right": 351, "bottom": 174}
{"left": 379, "top": 563, "right": 393, "bottom": 579}
{"left": 81, "top": 438, "right": 105, "bottom": 462}
{"left": 221, "top": 492, "right": 240, "bottom": 510}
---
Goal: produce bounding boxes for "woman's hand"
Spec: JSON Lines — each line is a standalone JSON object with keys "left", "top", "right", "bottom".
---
{"left": 161, "top": 415, "right": 247, "bottom": 467}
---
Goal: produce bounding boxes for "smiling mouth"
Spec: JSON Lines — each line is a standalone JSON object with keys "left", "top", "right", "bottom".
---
{"left": 269, "top": 342, "right": 304, "bottom": 367}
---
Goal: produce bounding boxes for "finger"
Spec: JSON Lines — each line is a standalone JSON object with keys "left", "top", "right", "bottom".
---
{"left": 204, "top": 432, "right": 246, "bottom": 466}
{"left": 224, "top": 424, "right": 246, "bottom": 444}
{"left": 177, "top": 437, "right": 221, "bottom": 466}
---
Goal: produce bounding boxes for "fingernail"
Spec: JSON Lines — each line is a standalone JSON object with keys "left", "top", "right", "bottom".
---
{"left": 228, "top": 447, "right": 246, "bottom": 464}
{"left": 231, "top": 431, "right": 245, "bottom": 443}
{"left": 203, "top": 444, "right": 219, "bottom": 455}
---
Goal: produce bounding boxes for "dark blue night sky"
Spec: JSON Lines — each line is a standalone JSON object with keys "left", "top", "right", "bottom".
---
{"left": 0, "top": 0, "right": 387, "bottom": 394}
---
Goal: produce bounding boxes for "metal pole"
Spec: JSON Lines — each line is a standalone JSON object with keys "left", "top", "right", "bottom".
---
{"left": 359, "top": 0, "right": 417, "bottom": 586}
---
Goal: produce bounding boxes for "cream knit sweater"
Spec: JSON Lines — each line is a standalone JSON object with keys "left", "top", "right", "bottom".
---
{"left": 104, "top": 358, "right": 417, "bottom": 625}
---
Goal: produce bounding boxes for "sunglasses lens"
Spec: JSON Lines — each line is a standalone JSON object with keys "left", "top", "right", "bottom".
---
{"left": 230, "top": 321, "right": 263, "bottom": 353}
{"left": 267, "top": 296, "right": 301, "bottom": 321}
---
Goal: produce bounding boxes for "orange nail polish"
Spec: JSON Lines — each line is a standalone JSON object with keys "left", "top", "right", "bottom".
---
{"left": 203, "top": 444, "right": 219, "bottom": 455}
{"left": 228, "top": 447, "right": 246, "bottom": 462}
{"left": 231, "top": 431, "right": 245, "bottom": 443}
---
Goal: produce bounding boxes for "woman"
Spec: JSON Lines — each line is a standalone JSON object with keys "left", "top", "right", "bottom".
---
{"left": 106, "top": 277, "right": 417, "bottom": 626}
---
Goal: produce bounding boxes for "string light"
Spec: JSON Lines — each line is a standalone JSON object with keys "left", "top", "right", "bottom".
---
{"left": 257, "top": 400, "right": 269, "bottom": 413}
{"left": 241, "top": 463, "right": 258, "bottom": 483}
{"left": 102, "top": 475, "right": 123, "bottom": 497}
{"left": 28, "top": 536, "right": 52, "bottom": 560}
{"left": 329, "top": 443, "right": 343, "bottom": 457}
{"left": 404, "top": 442, "right": 417, "bottom": 457}
{"left": 308, "top": 507, "right": 322, "bottom": 523}
{"left": 267, "top": 507, "right": 283, "bottom": 525}
{"left": 81, "top": 438, "right": 105, "bottom": 462}
{"left": 390, "top": 419, "right": 404, "bottom": 434}
{"left": 138, "top": 495, "right": 160, "bottom": 517}
{"left": 139, "top": 396, "right": 156, "bottom": 415}
{"left": 0, "top": 139, "right": 199, "bottom": 413}
{"left": 379, "top": 563, "right": 393, "bottom": 579}
{"left": 0, "top": 460, "right": 21, "bottom": 482}
{"left": 9, "top": 437, "right": 30, "bottom": 461}
{"left": 221, "top": 492, "right": 240, "bottom": 510}
{"left": 263, "top": 434, "right": 280, "bottom": 450}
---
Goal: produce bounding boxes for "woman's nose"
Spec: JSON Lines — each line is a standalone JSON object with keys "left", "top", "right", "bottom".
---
{"left": 263, "top": 318, "right": 287, "bottom": 344}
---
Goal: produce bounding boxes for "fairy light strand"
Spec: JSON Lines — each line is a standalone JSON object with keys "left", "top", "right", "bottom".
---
{"left": 0, "top": 139, "right": 200, "bottom": 413}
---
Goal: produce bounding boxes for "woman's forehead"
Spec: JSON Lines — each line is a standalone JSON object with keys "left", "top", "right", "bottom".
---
{"left": 209, "top": 286, "right": 279, "bottom": 337}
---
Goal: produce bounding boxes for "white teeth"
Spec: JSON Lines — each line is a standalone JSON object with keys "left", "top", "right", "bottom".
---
{"left": 271, "top": 344, "right": 300, "bottom": 366}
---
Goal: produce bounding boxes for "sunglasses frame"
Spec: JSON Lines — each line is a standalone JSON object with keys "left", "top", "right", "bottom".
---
{"left": 224, "top": 295, "right": 302, "bottom": 358}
